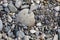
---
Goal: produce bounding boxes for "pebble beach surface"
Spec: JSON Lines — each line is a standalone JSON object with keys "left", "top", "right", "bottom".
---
{"left": 0, "top": 0, "right": 60, "bottom": 40}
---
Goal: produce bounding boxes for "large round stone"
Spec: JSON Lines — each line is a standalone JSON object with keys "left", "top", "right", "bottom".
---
{"left": 16, "top": 9, "right": 35, "bottom": 27}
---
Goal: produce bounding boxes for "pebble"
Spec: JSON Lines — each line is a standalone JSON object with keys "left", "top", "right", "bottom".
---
{"left": 34, "top": 0, "right": 40, "bottom": 4}
{"left": 54, "top": 6, "right": 60, "bottom": 11}
{"left": 8, "top": 15, "right": 12, "bottom": 22}
{"left": 30, "top": 3, "right": 39, "bottom": 11}
{"left": 0, "top": 33, "right": 2, "bottom": 39}
{"left": 0, "top": 19, "right": 3, "bottom": 31}
{"left": 57, "top": 0, "right": 60, "bottom": 2}
{"left": 53, "top": 34, "right": 58, "bottom": 40}
{"left": 36, "top": 22, "right": 42, "bottom": 27}
{"left": 15, "top": 0, "right": 22, "bottom": 8}
{"left": 30, "top": 29, "right": 36, "bottom": 33}
{"left": 4, "top": 7, "right": 10, "bottom": 13}
{"left": 16, "top": 9, "right": 35, "bottom": 27}
{"left": 8, "top": 2, "right": 17, "bottom": 12}
{"left": 3, "top": 0, "right": 8, "bottom": 7}
{"left": 16, "top": 30, "right": 25, "bottom": 38}
{"left": 55, "top": 12, "right": 58, "bottom": 17}
{"left": 21, "top": 5, "right": 29, "bottom": 9}
{"left": 24, "top": 35, "right": 30, "bottom": 40}
{"left": 0, "top": 5, "right": 3, "bottom": 11}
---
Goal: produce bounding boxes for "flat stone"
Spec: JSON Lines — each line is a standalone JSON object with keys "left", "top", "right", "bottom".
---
{"left": 16, "top": 30, "right": 25, "bottom": 38}
{"left": 0, "top": 5, "right": 3, "bottom": 11}
{"left": 8, "top": 2, "right": 17, "bottom": 12}
{"left": 15, "top": 0, "right": 22, "bottom": 8}
{"left": 30, "top": 29, "right": 36, "bottom": 33}
{"left": 0, "top": 19, "right": 3, "bottom": 31}
{"left": 16, "top": 9, "right": 35, "bottom": 27}
{"left": 4, "top": 7, "right": 10, "bottom": 13}
{"left": 21, "top": 5, "right": 29, "bottom": 9}
{"left": 53, "top": 34, "right": 58, "bottom": 40}
{"left": 36, "top": 22, "right": 42, "bottom": 27}
{"left": 30, "top": 3, "right": 39, "bottom": 11}
{"left": 8, "top": 15, "right": 12, "bottom": 22}
{"left": 24, "top": 35, "right": 30, "bottom": 40}
{"left": 54, "top": 6, "right": 60, "bottom": 11}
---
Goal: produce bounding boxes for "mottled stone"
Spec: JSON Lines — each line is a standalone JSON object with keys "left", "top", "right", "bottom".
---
{"left": 15, "top": 0, "right": 22, "bottom": 8}
{"left": 8, "top": 2, "right": 17, "bottom": 12}
{"left": 16, "top": 9, "right": 35, "bottom": 27}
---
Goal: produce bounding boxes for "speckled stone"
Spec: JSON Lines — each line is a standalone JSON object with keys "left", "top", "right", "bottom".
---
{"left": 16, "top": 9, "right": 35, "bottom": 27}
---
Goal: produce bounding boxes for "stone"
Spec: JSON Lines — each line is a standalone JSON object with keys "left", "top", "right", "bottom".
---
{"left": 8, "top": 2, "right": 17, "bottom": 12}
{"left": 5, "top": 26, "right": 10, "bottom": 32}
{"left": 15, "top": 0, "right": 22, "bottom": 8}
{"left": 8, "top": 15, "right": 12, "bottom": 22}
{"left": 30, "top": 29, "right": 36, "bottom": 33}
{"left": 0, "top": 19, "right": 3, "bottom": 31}
{"left": 36, "top": 22, "right": 42, "bottom": 27}
{"left": 4, "top": 7, "right": 10, "bottom": 13}
{"left": 0, "top": 33, "right": 2, "bottom": 39}
{"left": 57, "top": 0, "right": 60, "bottom": 2}
{"left": 53, "top": 34, "right": 58, "bottom": 40}
{"left": 21, "top": 5, "right": 29, "bottom": 9}
{"left": 8, "top": 30, "right": 13, "bottom": 37}
{"left": 24, "top": 35, "right": 30, "bottom": 40}
{"left": 34, "top": 0, "right": 40, "bottom": 4}
{"left": 30, "top": 3, "right": 39, "bottom": 11}
{"left": 54, "top": 6, "right": 60, "bottom": 11}
{"left": 0, "top": 5, "right": 3, "bottom": 11}
{"left": 55, "top": 12, "right": 58, "bottom": 17}
{"left": 16, "top": 30, "right": 25, "bottom": 38}
{"left": 16, "top": 9, "right": 35, "bottom": 27}
{"left": 3, "top": 0, "right": 8, "bottom": 7}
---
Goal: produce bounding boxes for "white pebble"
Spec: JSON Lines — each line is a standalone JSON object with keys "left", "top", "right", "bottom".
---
{"left": 30, "top": 29, "right": 36, "bottom": 33}
{"left": 8, "top": 15, "right": 12, "bottom": 22}
{"left": 54, "top": 6, "right": 60, "bottom": 11}
{"left": 36, "top": 22, "right": 42, "bottom": 27}
{"left": 0, "top": 19, "right": 3, "bottom": 31}
{"left": 53, "top": 34, "right": 58, "bottom": 40}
